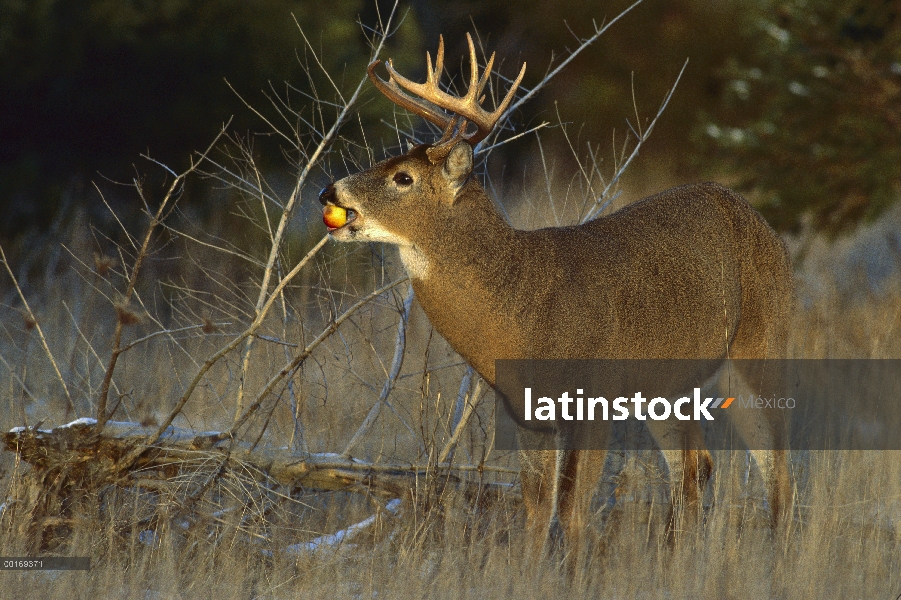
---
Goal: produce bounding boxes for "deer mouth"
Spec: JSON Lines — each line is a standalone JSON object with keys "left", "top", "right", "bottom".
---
{"left": 322, "top": 204, "right": 358, "bottom": 232}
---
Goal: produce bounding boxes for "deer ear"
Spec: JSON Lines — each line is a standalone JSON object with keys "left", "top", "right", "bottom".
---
{"left": 442, "top": 141, "right": 473, "bottom": 201}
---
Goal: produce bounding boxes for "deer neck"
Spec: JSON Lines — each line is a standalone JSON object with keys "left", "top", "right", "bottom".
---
{"left": 400, "top": 190, "right": 527, "bottom": 383}
{"left": 403, "top": 186, "right": 519, "bottom": 279}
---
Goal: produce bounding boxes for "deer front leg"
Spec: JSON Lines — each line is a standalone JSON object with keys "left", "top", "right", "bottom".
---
{"left": 659, "top": 447, "right": 713, "bottom": 536}
{"left": 557, "top": 449, "right": 606, "bottom": 563}
{"left": 519, "top": 449, "right": 560, "bottom": 559}
{"left": 646, "top": 419, "right": 712, "bottom": 538}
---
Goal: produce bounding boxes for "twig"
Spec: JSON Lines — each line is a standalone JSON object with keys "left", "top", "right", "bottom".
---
{"left": 342, "top": 285, "right": 415, "bottom": 456}
{"left": 96, "top": 120, "right": 231, "bottom": 428}
{"left": 438, "top": 377, "right": 486, "bottom": 464}
{"left": 120, "top": 323, "right": 233, "bottom": 353}
{"left": 229, "top": 278, "right": 410, "bottom": 443}
{"left": 138, "top": 235, "right": 330, "bottom": 454}
{"left": 582, "top": 59, "right": 688, "bottom": 223}
{"left": 0, "top": 244, "right": 74, "bottom": 413}
{"left": 481, "top": 0, "right": 646, "bottom": 154}
{"left": 62, "top": 300, "right": 121, "bottom": 408}
{"left": 0, "top": 351, "right": 38, "bottom": 404}
{"left": 110, "top": 276, "right": 406, "bottom": 475}
{"left": 233, "top": 4, "right": 401, "bottom": 421}
{"left": 451, "top": 366, "right": 474, "bottom": 435}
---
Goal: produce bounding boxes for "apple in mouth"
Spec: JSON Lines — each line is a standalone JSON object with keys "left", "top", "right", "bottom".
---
{"left": 323, "top": 205, "right": 357, "bottom": 230}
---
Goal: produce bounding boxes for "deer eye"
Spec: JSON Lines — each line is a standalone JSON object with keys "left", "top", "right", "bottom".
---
{"left": 393, "top": 172, "right": 414, "bottom": 186}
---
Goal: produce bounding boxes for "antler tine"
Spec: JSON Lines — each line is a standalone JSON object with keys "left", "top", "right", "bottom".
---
{"left": 428, "top": 35, "right": 445, "bottom": 87}
{"left": 466, "top": 58, "right": 527, "bottom": 146}
{"left": 425, "top": 115, "right": 470, "bottom": 163}
{"left": 492, "top": 62, "right": 527, "bottom": 123}
{"left": 458, "top": 33, "right": 526, "bottom": 145}
{"left": 433, "top": 115, "right": 463, "bottom": 146}
{"left": 464, "top": 33, "right": 480, "bottom": 104}
{"left": 367, "top": 60, "right": 453, "bottom": 130}
{"left": 477, "top": 52, "right": 496, "bottom": 98}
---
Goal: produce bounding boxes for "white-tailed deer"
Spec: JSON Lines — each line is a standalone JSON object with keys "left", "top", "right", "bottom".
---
{"left": 320, "top": 34, "right": 793, "bottom": 556}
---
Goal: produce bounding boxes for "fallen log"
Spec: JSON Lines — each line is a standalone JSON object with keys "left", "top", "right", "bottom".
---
{"left": 4, "top": 418, "right": 517, "bottom": 502}
{"left": 3, "top": 418, "right": 519, "bottom": 553}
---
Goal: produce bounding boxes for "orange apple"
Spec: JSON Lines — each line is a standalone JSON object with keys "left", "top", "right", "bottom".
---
{"left": 323, "top": 205, "right": 347, "bottom": 229}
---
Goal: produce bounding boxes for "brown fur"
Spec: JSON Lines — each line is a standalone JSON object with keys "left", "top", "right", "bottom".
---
{"left": 323, "top": 141, "right": 794, "bottom": 557}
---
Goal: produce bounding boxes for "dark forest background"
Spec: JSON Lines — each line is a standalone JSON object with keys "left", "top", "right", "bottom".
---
{"left": 1, "top": 0, "right": 898, "bottom": 254}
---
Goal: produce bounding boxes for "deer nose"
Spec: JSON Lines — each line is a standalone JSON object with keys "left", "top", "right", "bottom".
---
{"left": 319, "top": 183, "right": 336, "bottom": 206}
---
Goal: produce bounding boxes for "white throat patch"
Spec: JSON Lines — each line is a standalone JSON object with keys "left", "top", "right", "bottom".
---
{"left": 351, "top": 219, "right": 429, "bottom": 279}
{"left": 398, "top": 245, "right": 430, "bottom": 280}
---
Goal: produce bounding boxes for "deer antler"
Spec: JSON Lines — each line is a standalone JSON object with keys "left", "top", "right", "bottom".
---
{"left": 368, "top": 33, "right": 526, "bottom": 160}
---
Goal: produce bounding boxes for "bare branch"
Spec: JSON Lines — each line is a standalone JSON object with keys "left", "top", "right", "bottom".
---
{"left": 0, "top": 244, "right": 74, "bottom": 413}
{"left": 342, "top": 285, "right": 415, "bottom": 456}
{"left": 438, "top": 377, "right": 486, "bottom": 464}
{"left": 582, "top": 58, "right": 688, "bottom": 223}
{"left": 96, "top": 119, "right": 231, "bottom": 429}
{"left": 229, "top": 278, "right": 410, "bottom": 444}
{"left": 233, "top": 8, "right": 401, "bottom": 421}
{"left": 482, "top": 0, "right": 645, "bottom": 153}
{"left": 139, "top": 235, "right": 330, "bottom": 454}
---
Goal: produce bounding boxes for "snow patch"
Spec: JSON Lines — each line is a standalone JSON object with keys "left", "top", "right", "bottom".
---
{"left": 59, "top": 417, "right": 98, "bottom": 428}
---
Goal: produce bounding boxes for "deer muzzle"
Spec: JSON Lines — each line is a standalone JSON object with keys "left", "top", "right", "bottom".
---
{"left": 319, "top": 183, "right": 357, "bottom": 231}
{"left": 319, "top": 184, "right": 336, "bottom": 206}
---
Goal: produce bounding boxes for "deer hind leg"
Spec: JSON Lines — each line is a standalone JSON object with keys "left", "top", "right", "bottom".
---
{"left": 727, "top": 241, "right": 793, "bottom": 528}
{"left": 728, "top": 311, "right": 793, "bottom": 529}
{"left": 726, "top": 361, "right": 792, "bottom": 529}
{"left": 749, "top": 448, "right": 790, "bottom": 528}
{"left": 646, "top": 420, "right": 713, "bottom": 538}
